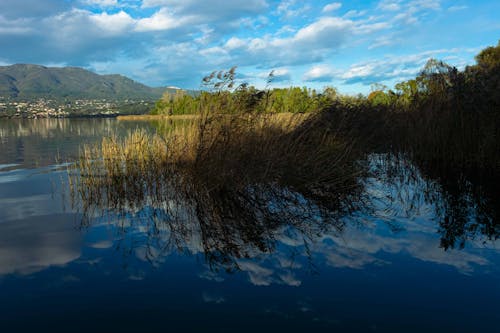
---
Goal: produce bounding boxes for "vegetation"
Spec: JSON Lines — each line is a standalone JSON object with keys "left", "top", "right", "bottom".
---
{"left": 70, "top": 107, "right": 367, "bottom": 268}
{"left": 149, "top": 39, "right": 499, "bottom": 174}
{"left": 365, "top": 43, "right": 500, "bottom": 173}
{"left": 151, "top": 69, "right": 338, "bottom": 115}
{"left": 70, "top": 41, "right": 500, "bottom": 254}
{"left": 72, "top": 112, "right": 365, "bottom": 215}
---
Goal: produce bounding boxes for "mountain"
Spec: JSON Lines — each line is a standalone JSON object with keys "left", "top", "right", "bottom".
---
{"left": 0, "top": 64, "right": 172, "bottom": 100}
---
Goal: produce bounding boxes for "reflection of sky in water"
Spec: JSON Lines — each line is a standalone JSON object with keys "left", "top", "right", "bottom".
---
{"left": 1, "top": 166, "right": 496, "bottom": 281}
{"left": 0, "top": 168, "right": 82, "bottom": 276}
{"left": 0, "top": 119, "right": 498, "bottom": 332}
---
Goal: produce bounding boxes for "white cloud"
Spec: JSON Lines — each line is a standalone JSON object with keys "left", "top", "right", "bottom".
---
{"left": 141, "top": 0, "right": 166, "bottom": 7}
{"left": 355, "top": 21, "right": 391, "bottom": 34}
{"left": 225, "top": 37, "right": 247, "bottom": 50}
{"left": 338, "top": 52, "right": 433, "bottom": 83}
{"left": 271, "top": 68, "right": 291, "bottom": 81}
{"left": 377, "top": 0, "right": 441, "bottom": 26}
{"left": 0, "top": 26, "right": 33, "bottom": 35}
{"left": 409, "top": 0, "right": 441, "bottom": 11}
{"left": 322, "top": 2, "right": 342, "bottom": 13}
{"left": 0, "top": 16, "right": 34, "bottom": 35}
{"left": 0, "top": 0, "right": 489, "bottom": 91}
{"left": 377, "top": 0, "right": 402, "bottom": 11}
{"left": 200, "top": 15, "right": 385, "bottom": 69}
{"left": 303, "top": 49, "right": 469, "bottom": 85}
{"left": 294, "top": 17, "right": 353, "bottom": 43}
{"left": 90, "top": 11, "right": 135, "bottom": 35}
{"left": 218, "top": 13, "right": 392, "bottom": 68}
{"left": 255, "top": 67, "right": 291, "bottom": 82}
{"left": 448, "top": 5, "right": 468, "bottom": 12}
{"left": 0, "top": 0, "right": 70, "bottom": 19}
{"left": 277, "top": 0, "right": 311, "bottom": 18}
{"left": 343, "top": 10, "right": 367, "bottom": 18}
{"left": 142, "top": 0, "right": 269, "bottom": 18}
{"left": 136, "top": 0, "right": 271, "bottom": 37}
{"left": 369, "top": 35, "right": 401, "bottom": 49}
{"left": 84, "top": 0, "right": 118, "bottom": 7}
{"left": 393, "top": 12, "right": 419, "bottom": 25}
{"left": 135, "top": 8, "right": 186, "bottom": 31}
{"left": 303, "top": 64, "right": 337, "bottom": 82}
{"left": 379, "top": 0, "right": 441, "bottom": 12}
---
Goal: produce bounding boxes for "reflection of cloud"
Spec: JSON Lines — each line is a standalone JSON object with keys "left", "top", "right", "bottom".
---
{"left": 238, "top": 261, "right": 274, "bottom": 286}
{"left": 313, "top": 222, "right": 490, "bottom": 275}
{"left": 0, "top": 174, "right": 66, "bottom": 222}
{"left": 88, "top": 240, "right": 113, "bottom": 249}
{"left": 128, "top": 272, "right": 146, "bottom": 281}
{"left": 279, "top": 272, "right": 301, "bottom": 286}
{"left": 62, "top": 274, "right": 80, "bottom": 283}
{"left": 75, "top": 257, "right": 102, "bottom": 266}
{"left": 236, "top": 258, "right": 304, "bottom": 287}
{"left": 199, "top": 269, "right": 225, "bottom": 282}
{"left": 297, "top": 300, "right": 313, "bottom": 313}
{"left": 0, "top": 214, "right": 82, "bottom": 276}
{"left": 0, "top": 164, "right": 19, "bottom": 171}
{"left": 202, "top": 292, "right": 225, "bottom": 304}
{"left": 0, "top": 194, "right": 62, "bottom": 220}
{"left": 405, "top": 236, "right": 489, "bottom": 274}
{"left": 322, "top": 245, "right": 388, "bottom": 269}
{"left": 135, "top": 246, "right": 164, "bottom": 264}
{"left": 276, "top": 255, "right": 302, "bottom": 269}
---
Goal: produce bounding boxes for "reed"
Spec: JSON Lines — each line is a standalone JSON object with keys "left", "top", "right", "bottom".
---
{"left": 70, "top": 99, "right": 366, "bottom": 219}
{"left": 67, "top": 42, "right": 500, "bottom": 262}
{"left": 68, "top": 102, "right": 369, "bottom": 269}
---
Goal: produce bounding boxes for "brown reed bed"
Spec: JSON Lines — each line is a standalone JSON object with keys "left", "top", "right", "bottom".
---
{"left": 69, "top": 109, "right": 366, "bottom": 226}
{"left": 68, "top": 109, "right": 369, "bottom": 268}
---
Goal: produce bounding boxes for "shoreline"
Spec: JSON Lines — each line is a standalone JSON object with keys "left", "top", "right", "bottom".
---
{"left": 116, "top": 114, "right": 199, "bottom": 121}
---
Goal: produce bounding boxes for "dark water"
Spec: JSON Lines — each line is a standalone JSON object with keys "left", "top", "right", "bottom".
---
{"left": 0, "top": 119, "right": 498, "bottom": 332}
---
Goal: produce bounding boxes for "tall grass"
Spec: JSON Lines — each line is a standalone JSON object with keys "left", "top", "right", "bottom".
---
{"left": 69, "top": 104, "right": 367, "bottom": 268}
{"left": 69, "top": 42, "right": 500, "bottom": 255}
{"left": 70, "top": 108, "right": 365, "bottom": 221}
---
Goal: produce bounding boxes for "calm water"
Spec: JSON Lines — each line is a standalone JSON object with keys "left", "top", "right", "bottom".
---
{"left": 0, "top": 119, "right": 498, "bottom": 332}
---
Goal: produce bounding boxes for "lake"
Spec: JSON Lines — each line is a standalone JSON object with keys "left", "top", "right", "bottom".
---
{"left": 0, "top": 118, "right": 498, "bottom": 332}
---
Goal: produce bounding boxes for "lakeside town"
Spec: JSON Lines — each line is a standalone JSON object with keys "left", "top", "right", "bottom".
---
{"left": 0, "top": 98, "right": 154, "bottom": 118}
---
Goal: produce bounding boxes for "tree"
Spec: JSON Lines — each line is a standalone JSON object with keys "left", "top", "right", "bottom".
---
{"left": 475, "top": 40, "right": 500, "bottom": 70}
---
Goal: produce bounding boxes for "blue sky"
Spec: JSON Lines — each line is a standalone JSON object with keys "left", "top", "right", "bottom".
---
{"left": 0, "top": 0, "right": 498, "bottom": 93}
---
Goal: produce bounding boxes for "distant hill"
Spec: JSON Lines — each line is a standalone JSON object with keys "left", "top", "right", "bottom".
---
{"left": 0, "top": 64, "right": 175, "bottom": 100}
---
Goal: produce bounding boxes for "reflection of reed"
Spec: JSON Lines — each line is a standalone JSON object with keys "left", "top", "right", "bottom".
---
{"left": 69, "top": 113, "right": 366, "bottom": 269}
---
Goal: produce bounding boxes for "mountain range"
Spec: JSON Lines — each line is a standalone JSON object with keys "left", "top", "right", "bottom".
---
{"left": 0, "top": 64, "right": 173, "bottom": 100}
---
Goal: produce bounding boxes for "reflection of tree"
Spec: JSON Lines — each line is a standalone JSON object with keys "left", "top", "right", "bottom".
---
{"left": 424, "top": 168, "right": 499, "bottom": 250}
{"left": 372, "top": 154, "right": 499, "bottom": 250}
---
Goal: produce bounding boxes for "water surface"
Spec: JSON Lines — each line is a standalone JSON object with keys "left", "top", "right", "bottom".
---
{"left": 0, "top": 119, "right": 498, "bottom": 332}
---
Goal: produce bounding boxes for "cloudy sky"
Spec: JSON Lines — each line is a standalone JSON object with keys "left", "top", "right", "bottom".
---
{"left": 0, "top": 0, "right": 498, "bottom": 93}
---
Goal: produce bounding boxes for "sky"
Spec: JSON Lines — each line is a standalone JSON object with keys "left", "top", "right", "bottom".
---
{"left": 0, "top": 0, "right": 499, "bottom": 93}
